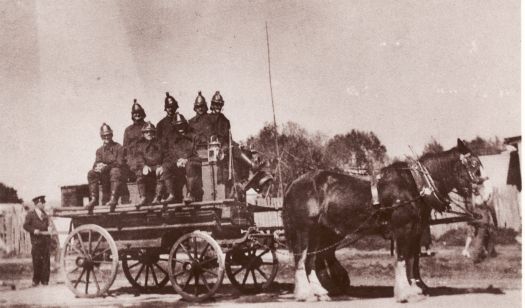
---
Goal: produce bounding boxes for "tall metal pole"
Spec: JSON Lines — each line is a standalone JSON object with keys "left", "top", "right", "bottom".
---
{"left": 265, "top": 22, "right": 284, "bottom": 197}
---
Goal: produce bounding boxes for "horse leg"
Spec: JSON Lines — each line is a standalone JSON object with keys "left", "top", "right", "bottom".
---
{"left": 412, "top": 230, "right": 430, "bottom": 293}
{"left": 393, "top": 225, "right": 425, "bottom": 303}
{"left": 292, "top": 229, "right": 314, "bottom": 301}
{"left": 315, "top": 228, "right": 350, "bottom": 295}
{"left": 305, "top": 226, "right": 330, "bottom": 300}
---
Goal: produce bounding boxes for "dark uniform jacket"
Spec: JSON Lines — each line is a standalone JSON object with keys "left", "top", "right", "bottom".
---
{"left": 209, "top": 113, "right": 231, "bottom": 145}
{"left": 135, "top": 137, "right": 164, "bottom": 167}
{"left": 156, "top": 116, "right": 172, "bottom": 144}
{"left": 164, "top": 134, "right": 197, "bottom": 166}
{"left": 94, "top": 141, "right": 124, "bottom": 169}
{"left": 123, "top": 121, "right": 145, "bottom": 168}
{"left": 189, "top": 113, "right": 214, "bottom": 146}
{"left": 23, "top": 209, "right": 50, "bottom": 245}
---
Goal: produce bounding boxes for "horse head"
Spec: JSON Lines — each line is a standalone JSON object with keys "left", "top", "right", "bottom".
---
{"left": 421, "top": 138, "right": 492, "bottom": 208}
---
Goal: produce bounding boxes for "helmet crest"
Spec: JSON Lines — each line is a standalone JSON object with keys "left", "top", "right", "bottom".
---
{"left": 164, "top": 92, "right": 179, "bottom": 111}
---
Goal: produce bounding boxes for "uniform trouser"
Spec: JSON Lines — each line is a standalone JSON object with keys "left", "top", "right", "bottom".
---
{"left": 31, "top": 238, "right": 50, "bottom": 284}
{"left": 163, "top": 160, "right": 203, "bottom": 201}
{"left": 88, "top": 167, "right": 122, "bottom": 201}
{"left": 135, "top": 165, "right": 162, "bottom": 196}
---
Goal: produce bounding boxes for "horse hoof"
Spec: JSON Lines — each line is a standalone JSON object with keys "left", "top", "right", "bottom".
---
{"left": 316, "top": 294, "right": 331, "bottom": 301}
{"left": 406, "top": 293, "right": 427, "bottom": 303}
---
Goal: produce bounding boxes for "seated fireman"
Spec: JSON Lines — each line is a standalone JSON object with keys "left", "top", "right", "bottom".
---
{"left": 163, "top": 114, "right": 203, "bottom": 203}
{"left": 133, "top": 121, "right": 164, "bottom": 208}
{"left": 86, "top": 123, "right": 124, "bottom": 213}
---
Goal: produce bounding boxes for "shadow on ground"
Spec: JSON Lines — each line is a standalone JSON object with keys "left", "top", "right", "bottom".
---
{"left": 107, "top": 282, "right": 505, "bottom": 306}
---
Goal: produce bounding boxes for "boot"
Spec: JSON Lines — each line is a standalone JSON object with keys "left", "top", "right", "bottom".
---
{"left": 184, "top": 192, "right": 194, "bottom": 203}
{"left": 106, "top": 181, "right": 120, "bottom": 212}
{"left": 151, "top": 181, "right": 164, "bottom": 204}
{"left": 85, "top": 183, "right": 99, "bottom": 214}
{"left": 136, "top": 182, "right": 147, "bottom": 209}
{"left": 163, "top": 179, "right": 176, "bottom": 203}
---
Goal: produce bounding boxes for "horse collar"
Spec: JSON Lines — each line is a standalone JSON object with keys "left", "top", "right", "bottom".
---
{"left": 408, "top": 159, "right": 450, "bottom": 212}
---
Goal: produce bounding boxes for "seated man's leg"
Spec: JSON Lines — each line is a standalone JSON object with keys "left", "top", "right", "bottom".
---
{"left": 99, "top": 169, "right": 111, "bottom": 205}
{"left": 106, "top": 167, "right": 122, "bottom": 210}
{"left": 135, "top": 168, "right": 147, "bottom": 208}
{"left": 173, "top": 167, "right": 186, "bottom": 203}
{"left": 86, "top": 170, "right": 100, "bottom": 210}
{"left": 162, "top": 162, "right": 176, "bottom": 203}
{"left": 120, "top": 164, "right": 132, "bottom": 204}
{"left": 186, "top": 160, "right": 203, "bottom": 202}
{"left": 150, "top": 165, "right": 164, "bottom": 204}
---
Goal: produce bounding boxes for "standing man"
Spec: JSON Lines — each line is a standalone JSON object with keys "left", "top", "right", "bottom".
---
{"left": 157, "top": 92, "right": 179, "bottom": 144}
{"left": 189, "top": 91, "right": 214, "bottom": 147}
{"left": 122, "top": 99, "right": 147, "bottom": 203}
{"left": 85, "top": 123, "right": 124, "bottom": 213}
{"left": 134, "top": 121, "right": 165, "bottom": 208}
{"left": 23, "top": 195, "right": 51, "bottom": 287}
{"left": 163, "top": 114, "right": 203, "bottom": 203}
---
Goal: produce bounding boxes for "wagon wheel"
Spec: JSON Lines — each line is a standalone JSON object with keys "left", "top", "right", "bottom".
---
{"left": 168, "top": 231, "right": 225, "bottom": 301}
{"left": 61, "top": 224, "right": 118, "bottom": 298}
{"left": 225, "top": 239, "right": 278, "bottom": 293}
{"left": 122, "top": 249, "right": 170, "bottom": 291}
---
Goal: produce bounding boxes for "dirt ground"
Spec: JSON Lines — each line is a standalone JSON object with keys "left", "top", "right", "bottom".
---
{"left": 0, "top": 244, "right": 521, "bottom": 307}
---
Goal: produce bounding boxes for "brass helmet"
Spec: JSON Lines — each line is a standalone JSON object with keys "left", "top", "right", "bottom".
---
{"left": 142, "top": 121, "right": 156, "bottom": 133}
{"left": 131, "top": 99, "right": 146, "bottom": 120}
{"left": 172, "top": 113, "right": 188, "bottom": 132}
{"left": 100, "top": 123, "right": 113, "bottom": 136}
{"left": 164, "top": 92, "right": 179, "bottom": 111}
{"left": 193, "top": 91, "right": 208, "bottom": 112}
{"left": 210, "top": 91, "right": 224, "bottom": 111}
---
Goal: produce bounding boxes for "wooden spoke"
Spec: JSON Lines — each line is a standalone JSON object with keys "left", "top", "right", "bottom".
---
{"left": 256, "top": 268, "right": 269, "bottom": 280}
{"left": 151, "top": 265, "right": 159, "bottom": 286}
{"left": 133, "top": 264, "right": 145, "bottom": 282}
{"left": 127, "top": 261, "right": 141, "bottom": 270}
{"left": 91, "top": 234, "right": 103, "bottom": 254}
{"left": 202, "top": 268, "right": 219, "bottom": 277}
{"left": 199, "top": 243, "right": 211, "bottom": 261}
{"left": 183, "top": 272, "right": 194, "bottom": 291}
{"left": 144, "top": 265, "right": 149, "bottom": 289}
{"left": 75, "top": 233, "right": 88, "bottom": 256}
{"left": 199, "top": 256, "right": 218, "bottom": 266}
{"left": 251, "top": 269, "right": 257, "bottom": 285}
{"left": 200, "top": 274, "right": 212, "bottom": 292}
{"left": 85, "top": 268, "right": 90, "bottom": 294}
{"left": 154, "top": 263, "right": 168, "bottom": 275}
{"left": 68, "top": 266, "right": 81, "bottom": 274}
{"left": 74, "top": 268, "right": 86, "bottom": 288}
{"left": 91, "top": 268, "right": 101, "bottom": 292}
{"left": 88, "top": 230, "right": 92, "bottom": 254}
{"left": 232, "top": 267, "right": 244, "bottom": 276}
{"left": 241, "top": 268, "right": 250, "bottom": 285}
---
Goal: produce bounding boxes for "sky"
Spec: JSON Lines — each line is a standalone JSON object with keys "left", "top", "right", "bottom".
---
{"left": 0, "top": 0, "right": 520, "bottom": 202}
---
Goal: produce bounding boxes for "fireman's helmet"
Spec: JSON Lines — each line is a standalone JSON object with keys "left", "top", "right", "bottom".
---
{"left": 142, "top": 121, "right": 156, "bottom": 133}
{"left": 100, "top": 123, "right": 113, "bottom": 136}
{"left": 131, "top": 99, "right": 146, "bottom": 119}
{"left": 211, "top": 91, "right": 224, "bottom": 111}
{"left": 172, "top": 113, "right": 188, "bottom": 132}
{"left": 194, "top": 91, "right": 208, "bottom": 111}
{"left": 164, "top": 92, "right": 179, "bottom": 111}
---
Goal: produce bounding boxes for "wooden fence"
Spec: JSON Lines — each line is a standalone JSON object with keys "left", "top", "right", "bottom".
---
{"left": 0, "top": 204, "right": 32, "bottom": 257}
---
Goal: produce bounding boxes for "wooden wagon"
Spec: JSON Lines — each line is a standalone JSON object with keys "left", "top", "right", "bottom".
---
{"left": 53, "top": 160, "right": 281, "bottom": 301}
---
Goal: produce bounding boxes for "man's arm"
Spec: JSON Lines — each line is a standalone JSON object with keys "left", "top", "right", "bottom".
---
{"left": 23, "top": 212, "right": 36, "bottom": 234}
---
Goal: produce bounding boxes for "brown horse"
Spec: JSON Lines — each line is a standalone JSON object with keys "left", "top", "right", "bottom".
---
{"left": 282, "top": 139, "right": 492, "bottom": 302}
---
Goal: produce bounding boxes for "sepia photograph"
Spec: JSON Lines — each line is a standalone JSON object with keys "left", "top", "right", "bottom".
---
{"left": 0, "top": 1, "right": 521, "bottom": 307}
